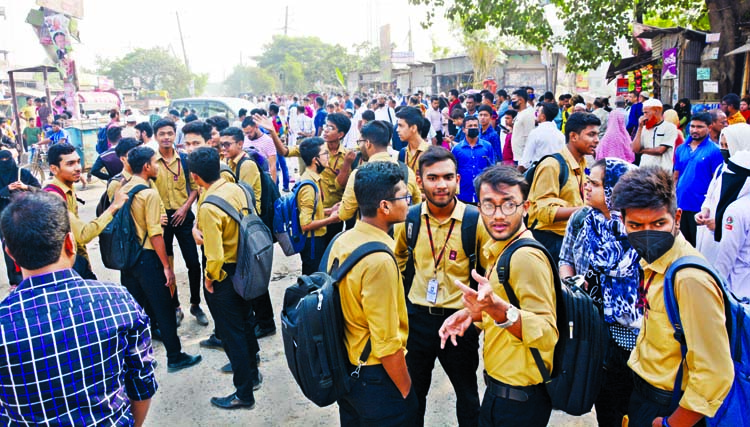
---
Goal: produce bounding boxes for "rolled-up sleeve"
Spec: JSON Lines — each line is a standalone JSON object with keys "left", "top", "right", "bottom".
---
{"left": 360, "top": 254, "right": 404, "bottom": 358}
{"left": 144, "top": 193, "right": 165, "bottom": 238}
{"left": 338, "top": 170, "right": 359, "bottom": 221}
{"left": 510, "top": 248, "right": 558, "bottom": 352}
{"left": 528, "top": 159, "right": 566, "bottom": 227}
{"left": 198, "top": 205, "right": 227, "bottom": 282}
{"left": 71, "top": 210, "right": 113, "bottom": 245}
{"left": 297, "top": 184, "right": 317, "bottom": 229}
{"left": 123, "top": 300, "right": 158, "bottom": 401}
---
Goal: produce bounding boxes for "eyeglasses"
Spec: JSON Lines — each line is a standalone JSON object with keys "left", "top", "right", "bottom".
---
{"left": 479, "top": 200, "right": 524, "bottom": 216}
{"left": 317, "top": 151, "right": 330, "bottom": 158}
{"left": 386, "top": 194, "right": 412, "bottom": 205}
{"left": 356, "top": 139, "right": 367, "bottom": 144}
{"left": 220, "top": 142, "right": 234, "bottom": 148}
{"left": 323, "top": 125, "right": 338, "bottom": 131}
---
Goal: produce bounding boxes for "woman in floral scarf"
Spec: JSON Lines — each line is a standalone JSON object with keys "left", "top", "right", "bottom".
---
{"left": 559, "top": 158, "right": 641, "bottom": 427}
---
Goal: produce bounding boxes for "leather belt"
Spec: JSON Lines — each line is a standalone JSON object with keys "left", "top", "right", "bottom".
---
{"left": 412, "top": 304, "right": 458, "bottom": 316}
{"left": 483, "top": 371, "right": 541, "bottom": 402}
{"left": 633, "top": 374, "right": 675, "bottom": 407}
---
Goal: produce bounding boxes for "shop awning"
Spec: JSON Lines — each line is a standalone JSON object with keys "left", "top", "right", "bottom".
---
{"left": 725, "top": 44, "right": 750, "bottom": 57}
{"left": 606, "top": 52, "right": 655, "bottom": 81}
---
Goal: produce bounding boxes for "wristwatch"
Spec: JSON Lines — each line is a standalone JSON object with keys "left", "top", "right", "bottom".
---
{"left": 495, "top": 304, "right": 520, "bottom": 328}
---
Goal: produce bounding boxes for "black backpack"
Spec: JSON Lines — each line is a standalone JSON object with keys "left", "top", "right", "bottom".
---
{"left": 281, "top": 235, "right": 396, "bottom": 407}
{"left": 402, "top": 203, "right": 483, "bottom": 296}
{"left": 524, "top": 153, "right": 569, "bottom": 192}
{"left": 236, "top": 156, "right": 280, "bottom": 236}
{"left": 497, "top": 238, "right": 607, "bottom": 416}
{"left": 95, "top": 173, "right": 125, "bottom": 216}
{"left": 99, "top": 185, "right": 149, "bottom": 271}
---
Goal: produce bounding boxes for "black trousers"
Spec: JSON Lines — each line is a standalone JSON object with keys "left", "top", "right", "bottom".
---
{"left": 680, "top": 210, "right": 698, "bottom": 247}
{"left": 479, "top": 381, "right": 551, "bottom": 427}
{"left": 406, "top": 308, "right": 480, "bottom": 427}
{"left": 301, "top": 236, "right": 326, "bottom": 275}
{"left": 164, "top": 209, "right": 202, "bottom": 306}
{"left": 121, "top": 249, "right": 182, "bottom": 360}
{"left": 206, "top": 264, "right": 260, "bottom": 402}
{"left": 325, "top": 220, "right": 345, "bottom": 247}
{"left": 338, "top": 364, "right": 419, "bottom": 427}
{"left": 250, "top": 291, "right": 275, "bottom": 330}
{"left": 531, "top": 229, "right": 563, "bottom": 266}
{"left": 595, "top": 340, "right": 634, "bottom": 427}
{"left": 627, "top": 375, "right": 706, "bottom": 427}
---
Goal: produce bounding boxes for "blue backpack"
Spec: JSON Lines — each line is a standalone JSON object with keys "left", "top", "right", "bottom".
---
{"left": 96, "top": 126, "right": 109, "bottom": 154}
{"left": 273, "top": 179, "right": 319, "bottom": 257}
{"left": 663, "top": 256, "right": 750, "bottom": 427}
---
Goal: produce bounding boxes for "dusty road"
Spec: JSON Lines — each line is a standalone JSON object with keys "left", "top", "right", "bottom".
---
{"left": 0, "top": 180, "right": 598, "bottom": 427}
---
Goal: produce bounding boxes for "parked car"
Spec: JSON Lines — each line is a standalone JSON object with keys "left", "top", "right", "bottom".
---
{"left": 169, "top": 97, "right": 256, "bottom": 121}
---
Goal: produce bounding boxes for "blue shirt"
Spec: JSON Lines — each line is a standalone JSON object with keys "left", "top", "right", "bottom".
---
{"left": 674, "top": 136, "right": 724, "bottom": 211}
{"left": 452, "top": 139, "right": 496, "bottom": 203}
{"left": 314, "top": 108, "right": 327, "bottom": 135}
{"left": 0, "top": 269, "right": 157, "bottom": 426}
{"left": 480, "top": 124, "right": 502, "bottom": 162}
{"left": 46, "top": 128, "right": 68, "bottom": 145}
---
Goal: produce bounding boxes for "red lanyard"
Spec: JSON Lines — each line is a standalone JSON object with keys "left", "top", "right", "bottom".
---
{"left": 425, "top": 216, "right": 456, "bottom": 274}
{"left": 160, "top": 157, "right": 181, "bottom": 182}
{"left": 637, "top": 272, "right": 656, "bottom": 312}
{"left": 407, "top": 149, "right": 420, "bottom": 170}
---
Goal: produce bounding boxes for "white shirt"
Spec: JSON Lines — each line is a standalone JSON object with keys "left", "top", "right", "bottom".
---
{"left": 638, "top": 120, "right": 678, "bottom": 171}
{"left": 288, "top": 114, "right": 314, "bottom": 148}
{"left": 511, "top": 107, "right": 536, "bottom": 161}
{"left": 716, "top": 195, "right": 750, "bottom": 299}
{"left": 374, "top": 106, "right": 396, "bottom": 126}
{"left": 519, "top": 121, "right": 566, "bottom": 169}
{"left": 426, "top": 107, "right": 443, "bottom": 133}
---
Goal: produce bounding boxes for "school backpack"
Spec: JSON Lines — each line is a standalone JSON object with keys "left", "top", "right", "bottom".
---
{"left": 281, "top": 235, "right": 397, "bottom": 407}
{"left": 402, "top": 203, "right": 483, "bottom": 296}
{"left": 273, "top": 179, "right": 318, "bottom": 256}
{"left": 497, "top": 238, "right": 608, "bottom": 416}
{"left": 243, "top": 147, "right": 270, "bottom": 173}
{"left": 235, "top": 156, "right": 280, "bottom": 234}
{"left": 663, "top": 256, "right": 750, "bottom": 427}
{"left": 203, "top": 182, "right": 274, "bottom": 301}
{"left": 96, "top": 126, "right": 109, "bottom": 154}
{"left": 98, "top": 185, "right": 149, "bottom": 270}
{"left": 524, "top": 153, "right": 569, "bottom": 229}
{"left": 95, "top": 173, "right": 125, "bottom": 216}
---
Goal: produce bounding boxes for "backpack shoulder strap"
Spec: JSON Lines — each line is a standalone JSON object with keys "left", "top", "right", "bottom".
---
{"left": 220, "top": 163, "right": 237, "bottom": 182}
{"left": 43, "top": 184, "right": 66, "bottom": 200}
{"left": 461, "top": 204, "right": 482, "bottom": 289}
{"left": 405, "top": 203, "right": 422, "bottom": 254}
{"left": 331, "top": 241, "right": 397, "bottom": 282}
{"left": 203, "top": 195, "right": 243, "bottom": 224}
{"left": 235, "top": 156, "right": 248, "bottom": 177}
{"left": 127, "top": 184, "right": 149, "bottom": 198}
{"left": 398, "top": 147, "right": 406, "bottom": 163}
{"left": 295, "top": 179, "right": 319, "bottom": 213}
{"left": 179, "top": 152, "right": 192, "bottom": 196}
{"left": 236, "top": 182, "right": 258, "bottom": 216}
{"left": 551, "top": 152, "right": 569, "bottom": 190}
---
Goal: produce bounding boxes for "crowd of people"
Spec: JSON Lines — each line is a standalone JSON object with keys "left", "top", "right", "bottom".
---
{"left": 0, "top": 84, "right": 746, "bottom": 427}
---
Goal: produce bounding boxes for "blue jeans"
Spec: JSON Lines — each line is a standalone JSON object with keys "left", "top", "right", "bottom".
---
{"left": 276, "top": 156, "right": 289, "bottom": 190}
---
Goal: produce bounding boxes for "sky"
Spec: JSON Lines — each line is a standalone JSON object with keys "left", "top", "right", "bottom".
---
{"left": 2, "top": 0, "right": 458, "bottom": 82}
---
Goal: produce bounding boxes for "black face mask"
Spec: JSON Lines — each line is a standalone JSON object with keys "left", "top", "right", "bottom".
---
{"left": 467, "top": 128, "right": 479, "bottom": 139}
{"left": 721, "top": 149, "right": 731, "bottom": 163}
{"left": 510, "top": 101, "right": 520, "bottom": 110}
{"left": 627, "top": 229, "right": 675, "bottom": 264}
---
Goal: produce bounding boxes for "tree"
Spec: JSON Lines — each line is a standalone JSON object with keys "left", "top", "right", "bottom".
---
{"left": 224, "top": 65, "right": 278, "bottom": 95}
{"left": 97, "top": 47, "right": 205, "bottom": 97}
{"left": 462, "top": 30, "right": 504, "bottom": 88}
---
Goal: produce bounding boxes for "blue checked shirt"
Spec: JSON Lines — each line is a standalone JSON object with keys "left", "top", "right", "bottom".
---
{"left": 0, "top": 269, "right": 157, "bottom": 426}
{"left": 452, "top": 138, "right": 496, "bottom": 204}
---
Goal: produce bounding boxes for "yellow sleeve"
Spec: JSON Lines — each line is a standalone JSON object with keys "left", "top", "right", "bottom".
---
{"left": 71, "top": 211, "right": 113, "bottom": 245}
{"left": 144, "top": 193, "right": 164, "bottom": 238}
{"left": 241, "top": 161, "right": 262, "bottom": 213}
{"left": 528, "top": 159, "right": 565, "bottom": 228}
{"left": 360, "top": 254, "right": 404, "bottom": 358}
{"left": 286, "top": 146, "right": 300, "bottom": 157}
{"left": 392, "top": 222, "right": 409, "bottom": 274}
{"left": 508, "top": 247, "right": 558, "bottom": 351}
{"left": 476, "top": 220, "right": 493, "bottom": 271}
{"left": 297, "top": 184, "right": 317, "bottom": 228}
{"left": 338, "top": 169, "right": 358, "bottom": 221}
{"left": 106, "top": 180, "right": 120, "bottom": 202}
{"left": 198, "top": 204, "right": 227, "bottom": 282}
{"left": 407, "top": 168, "right": 422, "bottom": 204}
{"left": 675, "top": 269, "right": 734, "bottom": 416}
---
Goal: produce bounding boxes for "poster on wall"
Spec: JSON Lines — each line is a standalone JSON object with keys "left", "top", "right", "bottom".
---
{"left": 662, "top": 48, "right": 677, "bottom": 79}
{"left": 36, "top": 0, "right": 84, "bottom": 18}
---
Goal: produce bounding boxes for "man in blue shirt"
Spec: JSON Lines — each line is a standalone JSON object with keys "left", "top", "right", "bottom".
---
{"left": 477, "top": 105, "right": 501, "bottom": 162}
{"left": 313, "top": 96, "right": 327, "bottom": 136}
{"left": 674, "top": 112, "right": 724, "bottom": 246}
{"left": 452, "top": 115, "right": 495, "bottom": 203}
{"left": 40, "top": 120, "right": 69, "bottom": 146}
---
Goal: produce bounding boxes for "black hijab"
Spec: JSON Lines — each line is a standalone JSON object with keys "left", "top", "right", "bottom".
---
{"left": 0, "top": 150, "right": 18, "bottom": 188}
{"left": 715, "top": 159, "right": 750, "bottom": 241}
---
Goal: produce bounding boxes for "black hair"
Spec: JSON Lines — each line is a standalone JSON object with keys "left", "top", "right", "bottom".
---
{"left": 168, "top": 109, "right": 180, "bottom": 116}
{"left": 109, "top": 109, "right": 119, "bottom": 119}
{"left": 182, "top": 120, "right": 212, "bottom": 142}
{"left": 474, "top": 165, "right": 530, "bottom": 200}
{"left": 612, "top": 166, "right": 677, "bottom": 216}
{"left": 483, "top": 92, "right": 495, "bottom": 103}
{"left": 206, "top": 115, "right": 230, "bottom": 132}
{"left": 396, "top": 106, "right": 423, "bottom": 129}
{"left": 241, "top": 116, "right": 256, "bottom": 128}
{"left": 188, "top": 147, "right": 220, "bottom": 184}
{"left": 691, "top": 112, "right": 712, "bottom": 126}
{"left": 360, "top": 121, "right": 391, "bottom": 147}
{"left": 238, "top": 108, "right": 247, "bottom": 117}
{"left": 564, "top": 112, "right": 601, "bottom": 142}
{"left": 315, "top": 96, "right": 325, "bottom": 107}
{"left": 722, "top": 93, "right": 741, "bottom": 111}
{"left": 543, "top": 91, "right": 555, "bottom": 101}
{"left": 562, "top": 94, "right": 572, "bottom": 100}
{"left": 135, "top": 122, "right": 153, "bottom": 138}
{"left": 0, "top": 192, "right": 71, "bottom": 270}
{"left": 538, "top": 102, "right": 559, "bottom": 123}
{"left": 219, "top": 126, "right": 244, "bottom": 144}
{"left": 326, "top": 113, "right": 351, "bottom": 135}
{"left": 128, "top": 146, "right": 156, "bottom": 174}
{"left": 268, "top": 103, "right": 280, "bottom": 115}
{"left": 463, "top": 115, "right": 479, "bottom": 126}
{"left": 354, "top": 98, "right": 362, "bottom": 107}
{"left": 184, "top": 113, "right": 199, "bottom": 123}
{"left": 55, "top": 100, "right": 62, "bottom": 107}
{"left": 477, "top": 104, "right": 494, "bottom": 116}
{"left": 115, "top": 138, "right": 140, "bottom": 158}
{"left": 355, "top": 161, "right": 405, "bottom": 218}
{"left": 106, "top": 126, "right": 122, "bottom": 143}
{"left": 153, "top": 118, "right": 176, "bottom": 134}
{"left": 419, "top": 117, "right": 431, "bottom": 139}
{"left": 450, "top": 108, "right": 465, "bottom": 120}
{"left": 48, "top": 143, "right": 77, "bottom": 167}
{"left": 512, "top": 89, "right": 529, "bottom": 102}
{"left": 593, "top": 98, "right": 604, "bottom": 109}
{"left": 362, "top": 110, "right": 375, "bottom": 122}
{"left": 299, "top": 137, "right": 325, "bottom": 167}
{"left": 418, "top": 146, "right": 456, "bottom": 176}
{"left": 504, "top": 110, "right": 518, "bottom": 119}
{"left": 497, "top": 89, "right": 508, "bottom": 98}
{"left": 449, "top": 89, "right": 459, "bottom": 98}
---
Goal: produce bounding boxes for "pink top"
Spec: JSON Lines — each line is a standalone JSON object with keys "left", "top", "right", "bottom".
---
{"left": 244, "top": 133, "right": 277, "bottom": 159}
{"left": 596, "top": 110, "right": 635, "bottom": 163}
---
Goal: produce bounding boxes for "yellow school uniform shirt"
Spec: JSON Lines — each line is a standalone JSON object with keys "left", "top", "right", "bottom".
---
{"left": 528, "top": 147, "right": 586, "bottom": 236}
{"left": 227, "top": 153, "right": 262, "bottom": 213}
{"left": 106, "top": 170, "right": 132, "bottom": 201}
{"left": 120, "top": 176, "right": 167, "bottom": 251}
{"left": 198, "top": 179, "right": 245, "bottom": 283}
{"left": 628, "top": 234, "right": 733, "bottom": 417}
{"left": 481, "top": 228, "right": 558, "bottom": 387}
{"left": 153, "top": 151, "right": 197, "bottom": 210}
{"left": 338, "top": 151, "right": 422, "bottom": 221}
{"left": 328, "top": 220, "right": 409, "bottom": 366}
{"left": 287, "top": 143, "right": 347, "bottom": 208}
{"left": 728, "top": 110, "right": 746, "bottom": 125}
{"left": 403, "top": 140, "right": 430, "bottom": 175}
{"left": 297, "top": 169, "right": 326, "bottom": 237}
{"left": 393, "top": 200, "right": 491, "bottom": 309}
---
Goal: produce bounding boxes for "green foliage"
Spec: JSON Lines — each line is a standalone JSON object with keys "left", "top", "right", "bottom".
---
{"left": 96, "top": 47, "right": 201, "bottom": 97}
{"left": 224, "top": 65, "right": 278, "bottom": 95}
{"left": 411, "top": 0, "right": 712, "bottom": 72}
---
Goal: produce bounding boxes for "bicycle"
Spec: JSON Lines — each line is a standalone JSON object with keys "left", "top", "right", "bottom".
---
{"left": 22, "top": 144, "right": 49, "bottom": 184}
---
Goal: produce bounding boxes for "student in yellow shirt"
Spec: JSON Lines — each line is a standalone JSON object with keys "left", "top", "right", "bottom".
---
{"left": 328, "top": 161, "right": 416, "bottom": 426}
{"left": 440, "top": 165, "right": 558, "bottom": 427}
{"left": 611, "top": 166, "right": 733, "bottom": 427}
{"left": 190, "top": 147, "right": 261, "bottom": 410}
{"left": 397, "top": 107, "right": 431, "bottom": 175}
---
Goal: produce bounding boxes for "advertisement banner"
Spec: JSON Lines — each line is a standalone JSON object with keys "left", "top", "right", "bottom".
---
{"left": 36, "top": 0, "right": 83, "bottom": 18}
{"left": 662, "top": 48, "right": 677, "bottom": 80}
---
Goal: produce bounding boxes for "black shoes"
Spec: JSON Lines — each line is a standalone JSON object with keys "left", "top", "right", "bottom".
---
{"left": 200, "top": 334, "right": 223, "bottom": 350}
{"left": 221, "top": 362, "right": 232, "bottom": 374}
{"left": 253, "top": 372, "right": 263, "bottom": 391}
{"left": 210, "top": 393, "right": 255, "bottom": 410}
{"left": 167, "top": 352, "right": 202, "bottom": 373}
{"left": 254, "top": 325, "right": 276, "bottom": 339}
{"left": 190, "top": 305, "right": 209, "bottom": 326}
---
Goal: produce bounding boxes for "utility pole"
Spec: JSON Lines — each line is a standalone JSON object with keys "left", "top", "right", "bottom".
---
{"left": 175, "top": 11, "right": 193, "bottom": 95}
{"left": 284, "top": 5, "right": 289, "bottom": 36}
{"left": 408, "top": 18, "right": 413, "bottom": 53}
